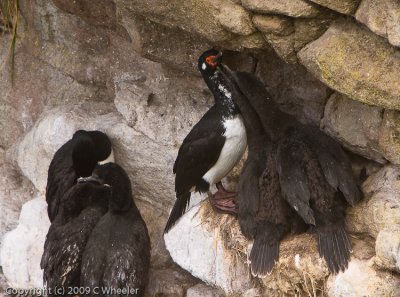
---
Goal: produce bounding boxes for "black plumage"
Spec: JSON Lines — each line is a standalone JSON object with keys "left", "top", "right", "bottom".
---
{"left": 80, "top": 163, "right": 150, "bottom": 297}
{"left": 165, "top": 49, "right": 247, "bottom": 233}
{"left": 46, "top": 130, "right": 113, "bottom": 222}
{"left": 41, "top": 178, "right": 110, "bottom": 295}
{"left": 220, "top": 63, "right": 361, "bottom": 276}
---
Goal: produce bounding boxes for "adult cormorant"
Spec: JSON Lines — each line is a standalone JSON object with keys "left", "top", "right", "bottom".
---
{"left": 164, "top": 49, "right": 247, "bottom": 233}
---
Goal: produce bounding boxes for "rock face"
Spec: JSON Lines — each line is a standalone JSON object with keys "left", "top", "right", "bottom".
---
{"left": 327, "top": 259, "right": 400, "bottom": 297}
{"left": 241, "top": 0, "right": 324, "bottom": 18}
{"left": 1, "top": 198, "right": 50, "bottom": 288}
{"left": 356, "top": 0, "right": 400, "bottom": 47}
{"left": 164, "top": 202, "right": 253, "bottom": 294}
{"left": 309, "top": 0, "right": 360, "bottom": 14}
{"left": 347, "top": 165, "right": 400, "bottom": 239}
{"left": 321, "top": 92, "right": 385, "bottom": 163}
{"left": 1, "top": 0, "right": 400, "bottom": 295}
{"left": 299, "top": 19, "right": 400, "bottom": 110}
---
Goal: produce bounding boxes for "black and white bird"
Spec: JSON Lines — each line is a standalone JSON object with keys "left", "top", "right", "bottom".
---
{"left": 219, "top": 61, "right": 361, "bottom": 276}
{"left": 80, "top": 163, "right": 151, "bottom": 297}
{"left": 41, "top": 174, "right": 111, "bottom": 295}
{"left": 164, "top": 49, "right": 247, "bottom": 233}
{"left": 46, "top": 130, "right": 114, "bottom": 222}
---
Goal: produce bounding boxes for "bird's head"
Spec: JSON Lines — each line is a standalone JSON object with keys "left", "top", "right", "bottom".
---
{"left": 198, "top": 49, "right": 223, "bottom": 75}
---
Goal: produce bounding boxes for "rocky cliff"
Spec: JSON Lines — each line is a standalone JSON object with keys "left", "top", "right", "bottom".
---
{"left": 0, "top": 0, "right": 399, "bottom": 296}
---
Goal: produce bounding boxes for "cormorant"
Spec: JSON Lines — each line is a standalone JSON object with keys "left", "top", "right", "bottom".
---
{"left": 164, "top": 49, "right": 247, "bottom": 233}
{"left": 80, "top": 163, "right": 151, "bottom": 297}
{"left": 219, "top": 61, "right": 361, "bottom": 276}
{"left": 46, "top": 130, "right": 114, "bottom": 222}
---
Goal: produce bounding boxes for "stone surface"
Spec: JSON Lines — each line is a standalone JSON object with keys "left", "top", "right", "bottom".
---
{"left": 115, "top": 0, "right": 233, "bottom": 42}
{"left": 186, "top": 284, "right": 225, "bottom": 297}
{"left": 294, "top": 17, "right": 333, "bottom": 51}
{"left": 356, "top": 0, "right": 400, "bottom": 47}
{"left": 326, "top": 259, "right": 400, "bottom": 297}
{"left": 252, "top": 14, "right": 293, "bottom": 36}
{"left": 242, "top": 0, "right": 325, "bottom": 18}
{"left": 299, "top": 19, "right": 400, "bottom": 110}
{"left": 221, "top": 32, "right": 267, "bottom": 51}
{"left": 256, "top": 51, "right": 331, "bottom": 125}
{"left": 374, "top": 228, "right": 400, "bottom": 272}
{"left": 378, "top": 110, "right": 400, "bottom": 165}
{"left": 346, "top": 165, "right": 400, "bottom": 238}
{"left": 217, "top": 4, "right": 255, "bottom": 36}
{"left": 164, "top": 202, "right": 253, "bottom": 294}
{"left": 262, "top": 32, "right": 297, "bottom": 63}
{"left": 145, "top": 268, "right": 197, "bottom": 297}
{"left": 309, "top": 0, "right": 361, "bottom": 14}
{"left": 321, "top": 92, "right": 385, "bottom": 163}
{"left": 0, "top": 198, "right": 50, "bottom": 288}
{"left": 0, "top": 162, "right": 36, "bottom": 245}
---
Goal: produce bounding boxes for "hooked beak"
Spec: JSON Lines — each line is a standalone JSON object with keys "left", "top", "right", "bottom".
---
{"left": 211, "top": 51, "right": 223, "bottom": 65}
{"left": 78, "top": 175, "right": 103, "bottom": 185}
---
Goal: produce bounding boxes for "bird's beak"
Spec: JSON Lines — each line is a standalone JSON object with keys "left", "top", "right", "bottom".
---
{"left": 210, "top": 51, "right": 223, "bottom": 66}
{"left": 77, "top": 175, "right": 103, "bottom": 185}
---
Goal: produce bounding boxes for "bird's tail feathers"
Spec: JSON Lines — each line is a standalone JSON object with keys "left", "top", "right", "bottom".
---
{"left": 164, "top": 192, "right": 191, "bottom": 234}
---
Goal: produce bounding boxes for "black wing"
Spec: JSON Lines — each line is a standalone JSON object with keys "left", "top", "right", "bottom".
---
{"left": 276, "top": 136, "right": 315, "bottom": 225}
{"left": 304, "top": 127, "right": 361, "bottom": 205}
{"left": 165, "top": 106, "right": 225, "bottom": 233}
{"left": 41, "top": 183, "right": 108, "bottom": 292}
{"left": 173, "top": 105, "right": 225, "bottom": 191}
{"left": 81, "top": 213, "right": 150, "bottom": 297}
{"left": 46, "top": 141, "right": 77, "bottom": 222}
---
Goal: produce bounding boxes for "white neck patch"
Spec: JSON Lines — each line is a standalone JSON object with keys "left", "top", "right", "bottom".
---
{"left": 202, "top": 63, "right": 207, "bottom": 70}
{"left": 218, "top": 83, "right": 232, "bottom": 99}
{"left": 98, "top": 149, "right": 115, "bottom": 165}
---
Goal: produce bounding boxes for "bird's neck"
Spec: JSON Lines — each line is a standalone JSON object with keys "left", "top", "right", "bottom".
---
{"left": 204, "top": 71, "right": 238, "bottom": 115}
{"left": 109, "top": 187, "right": 134, "bottom": 213}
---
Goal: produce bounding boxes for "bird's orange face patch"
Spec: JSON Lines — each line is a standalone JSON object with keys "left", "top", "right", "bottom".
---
{"left": 206, "top": 55, "right": 218, "bottom": 67}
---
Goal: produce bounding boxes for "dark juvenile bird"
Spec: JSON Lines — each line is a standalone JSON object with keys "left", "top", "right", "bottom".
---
{"left": 80, "top": 163, "right": 150, "bottom": 297}
{"left": 219, "top": 62, "right": 361, "bottom": 276}
{"left": 46, "top": 130, "right": 114, "bottom": 222}
{"left": 41, "top": 175, "right": 111, "bottom": 295}
{"left": 164, "top": 49, "right": 247, "bottom": 233}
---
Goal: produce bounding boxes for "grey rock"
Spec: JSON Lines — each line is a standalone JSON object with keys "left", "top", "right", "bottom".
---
{"left": 309, "top": 0, "right": 361, "bottom": 14}
{"left": 115, "top": 0, "right": 233, "bottom": 42}
{"left": 294, "top": 17, "right": 333, "bottom": 51}
{"left": 298, "top": 19, "right": 400, "bottom": 110}
{"left": 252, "top": 14, "right": 294, "bottom": 36}
{"left": 241, "top": 0, "right": 325, "bottom": 18}
{"left": 262, "top": 32, "right": 297, "bottom": 63}
{"left": 356, "top": 0, "right": 400, "bottom": 47}
{"left": 374, "top": 228, "right": 400, "bottom": 272}
{"left": 377, "top": 108, "right": 400, "bottom": 165}
{"left": 145, "top": 268, "right": 197, "bottom": 297}
{"left": 186, "top": 284, "right": 225, "bottom": 297}
{"left": 164, "top": 201, "right": 254, "bottom": 294}
{"left": 0, "top": 162, "right": 36, "bottom": 245}
{"left": 321, "top": 92, "right": 386, "bottom": 163}
{"left": 217, "top": 4, "right": 256, "bottom": 36}
{"left": 221, "top": 32, "right": 267, "bottom": 51}
{"left": 326, "top": 259, "right": 400, "bottom": 297}
{"left": 0, "top": 198, "right": 50, "bottom": 288}
{"left": 119, "top": 13, "right": 211, "bottom": 74}
{"left": 256, "top": 51, "right": 331, "bottom": 125}
{"left": 346, "top": 165, "right": 400, "bottom": 238}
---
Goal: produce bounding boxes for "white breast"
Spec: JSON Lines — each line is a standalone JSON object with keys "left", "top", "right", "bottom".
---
{"left": 202, "top": 115, "right": 247, "bottom": 185}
